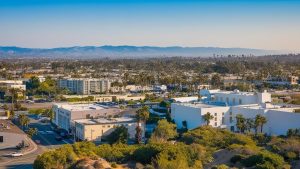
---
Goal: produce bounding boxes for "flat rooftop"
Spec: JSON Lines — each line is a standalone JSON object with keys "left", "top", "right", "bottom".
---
{"left": 237, "top": 104, "right": 300, "bottom": 112}
{"left": 173, "top": 102, "right": 226, "bottom": 108}
{"left": 214, "top": 90, "right": 256, "bottom": 96}
{"left": 75, "top": 117, "right": 136, "bottom": 125}
{"left": 54, "top": 103, "right": 117, "bottom": 111}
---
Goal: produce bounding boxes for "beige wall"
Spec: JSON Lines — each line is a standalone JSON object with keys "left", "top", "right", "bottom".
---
{"left": 76, "top": 122, "right": 145, "bottom": 142}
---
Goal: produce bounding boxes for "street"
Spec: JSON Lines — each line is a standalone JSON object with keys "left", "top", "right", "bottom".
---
{"left": 0, "top": 115, "right": 73, "bottom": 169}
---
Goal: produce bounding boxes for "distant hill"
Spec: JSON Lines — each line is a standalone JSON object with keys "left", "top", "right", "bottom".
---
{"left": 0, "top": 45, "right": 282, "bottom": 59}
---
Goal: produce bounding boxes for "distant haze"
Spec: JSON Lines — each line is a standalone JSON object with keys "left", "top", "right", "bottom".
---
{"left": 0, "top": 0, "right": 300, "bottom": 52}
{"left": 0, "top": 46, "right": 284, "bottom": 59}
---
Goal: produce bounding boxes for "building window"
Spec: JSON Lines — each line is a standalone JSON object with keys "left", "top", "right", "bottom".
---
{"left": 230, "top": 117, "right": 233, "bottom": 123}
{"left": 222, "top": 117, "right": 225, "bottom": 124}
{"left": 226, "top": 97, "right": 229, "bottom": 103}
{"left": 239, "top": 99, "right": 242, "bottom": 104}
{"left": 233, "top": 98, "right": 236, "bottom": 105}
{"left": 215, "top": 122, "right": 217, "bottom": 126}
{"left": 214, "top": 113, "right": 217, "bottom": 116}
{"left": 230, "top": 112, "right": 232, "bottom": 115}
{"left": 222, "top": 112, "right": 224, "bottom": 115}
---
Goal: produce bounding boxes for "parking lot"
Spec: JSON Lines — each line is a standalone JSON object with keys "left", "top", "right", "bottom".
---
{"left": 28, "top": 115, "right": 73, "bottom": 148}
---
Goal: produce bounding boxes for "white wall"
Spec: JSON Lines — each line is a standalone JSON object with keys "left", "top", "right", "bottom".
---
{"left": 171, "top": 103, "right": 203, "bottom": 129}
{"left": 171, "top": 103, "right": 230, "bottom": 130}
{"left": 266, "top": 110, "right": 300, "bottom": 135}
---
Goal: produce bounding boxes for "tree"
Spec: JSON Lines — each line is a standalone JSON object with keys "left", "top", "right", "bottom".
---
{"left": 136, "top": 106, "right": 150, "bottom": 122}
{"left": 150, "top": 119, "right": 177, "bottom": 143}
{"left": 236, "top": 114, "right": 246, "bottom": 133}
{"left": 255, "top": 114, "right": 267, "bottom": 134}
{"left": 106, "top": 126, "right": 128, "bottom": 144}
{"left": 27, "top": 127, "right": 38, "bottom": 138}
{"left": 135, "top": 106, "right": 149, "bottom": 144}
{"left": 211, "top": 74, "right": 223, "bottom": 87}
{"left": 135, "top": 125, "right": 143, "bottom": 144}
{"left": 202, "top": 112, "right": 214, "bottom": 126}
{"left": 26, "top": 76, "right": 40, "bottom": 90}
{"left": 43, "top": 109, "right": 54, "bottom": 121}
{"left": 18, "top": 114, "right": 30, "bottom": 130}
{"left": 245, "top": 118, "right": 255, "bottom": 133}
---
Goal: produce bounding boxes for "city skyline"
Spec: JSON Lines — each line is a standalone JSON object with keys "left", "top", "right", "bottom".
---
{"left": 0, "top": 0, "right": 300, "bottom": 52}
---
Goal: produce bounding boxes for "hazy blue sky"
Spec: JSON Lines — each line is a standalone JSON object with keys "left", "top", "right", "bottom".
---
{"left": 0, "top": 0, "right": 299, "bottom": 51}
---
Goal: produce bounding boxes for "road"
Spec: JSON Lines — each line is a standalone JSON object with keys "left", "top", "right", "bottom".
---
{"left": 0, "top": 116, "right": 73, "bottom": 169}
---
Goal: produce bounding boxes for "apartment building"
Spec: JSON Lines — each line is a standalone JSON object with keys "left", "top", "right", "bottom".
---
{"left": 172, "top": 89, "right": 300, "bottom": 135}
{"left": 74, "top": 117, "right": 144, "bottom": 142}
{"left": 58, "top": 78, "right": 111, "bottom": 95}
{"left": 52, "top": 103, "right": 121, "bottom": 133}
{"left": 0, "top": 80, "right": 26, "bottom": 99}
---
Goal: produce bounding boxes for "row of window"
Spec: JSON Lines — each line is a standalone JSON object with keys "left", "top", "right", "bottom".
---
{"left": 215, "top": 96, "right": 243, "bottom": 104}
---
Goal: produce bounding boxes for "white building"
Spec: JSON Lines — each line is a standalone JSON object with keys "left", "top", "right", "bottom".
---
{"left": 58, "top": 78, "right": 111, "bottom": 95}
{"left": 52, "top": 103, "right": 121, "bottom": 133}
{"left": 74, "top": 117, "right": 144, "bottom": 142}
{"left": 172, "top": 89, "right": 300, "bottom": 135}
{"left": 200, "top": 89, "right": 271, "bottom": 105}
{"left": 0, "top": 80, "right": 26, "bottom": 91}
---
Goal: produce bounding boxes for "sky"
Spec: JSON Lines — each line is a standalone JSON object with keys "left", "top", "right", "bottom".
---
{"left": 0, "top": 0, "right": 299, "bottom": 52}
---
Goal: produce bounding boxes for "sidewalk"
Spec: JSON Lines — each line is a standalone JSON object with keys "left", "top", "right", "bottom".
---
{"left": 23, "top": 137, "right": 38, "bottom": 155}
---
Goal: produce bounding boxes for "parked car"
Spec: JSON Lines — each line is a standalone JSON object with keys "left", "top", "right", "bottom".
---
{"left": 8, "top": 152, "right": 23, "bottom": 157}
{"left": 25, "top": 100, "right": 34, "bottom": 104}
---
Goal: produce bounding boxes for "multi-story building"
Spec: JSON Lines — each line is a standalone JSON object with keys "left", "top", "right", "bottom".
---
{"left": 74, "top": 117, "right": 144, "bottom": 142}
{"left": 172, "top": 89, "right": 300, "bottom": 135}
{"left": 58, "top": 78, "right": 111, "bottom": 95}
{"left": 52, "top": 103, "right": 121, "bottom": 133}
{"left": 0, "top": 80, "right": 26, "bottom": 99}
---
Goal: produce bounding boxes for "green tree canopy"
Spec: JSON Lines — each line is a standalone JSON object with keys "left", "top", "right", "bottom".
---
{"left": 150, "top": 119, "right": 177, "bottom": 143}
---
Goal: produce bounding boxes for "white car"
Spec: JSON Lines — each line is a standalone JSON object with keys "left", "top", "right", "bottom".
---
{"left": 9, "top": 152, "right": 23, "bottom": 157}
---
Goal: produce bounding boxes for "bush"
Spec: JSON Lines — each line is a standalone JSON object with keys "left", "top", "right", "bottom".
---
{"left": 284, "top": 151, "right": 298, "bottom": 161}
{"left": 241, "top": 150, "right": 285, "bottom": 168}
{"left": 256, "top": 161, "right": 275, "bottom": 169}
{"left": 111, "top": 162, "right": 117, "bottom": 168}
{"left": 133, "top": 144, "right": 163, "bottom": 164}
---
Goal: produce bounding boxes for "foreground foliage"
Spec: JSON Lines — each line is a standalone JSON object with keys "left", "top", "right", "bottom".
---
{"left": 34, "top": 126, "right": 299, "bottom": 169}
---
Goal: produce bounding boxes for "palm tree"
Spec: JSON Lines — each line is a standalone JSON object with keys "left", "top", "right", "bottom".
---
{"left": 236, "top": 114, "right": 246, "bottom": 133}
{"left": 202, "top": 112, "right": 214, "bottom": 126}
{"left": 18, "top": 114, "right": 30, "bottom": 130}
{"left": 245, "top": 118, "right": 254, "bottom": 133}
{"left": 259, "top": 116, "right": 267, "bottom": 133}
{"left": 255, "top": 114, "right": 267, "bottom": 134}
{"left": 136, "top": 106, "right": 150, "bottom": 122}
{"left": 135, "top": 106, "right": 149, "bottom": 144}
{"left": 27, "top": 127, "right": 38, "bottom": 138}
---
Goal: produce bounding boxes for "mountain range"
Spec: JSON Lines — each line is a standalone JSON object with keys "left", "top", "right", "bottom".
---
{"left": 0, "top": 46, "right": 283, "bottom": 59}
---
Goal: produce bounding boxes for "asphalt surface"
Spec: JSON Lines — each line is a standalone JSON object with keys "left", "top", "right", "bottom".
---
{"left": 0, "top": 116, "right": 73, "bottom": 169}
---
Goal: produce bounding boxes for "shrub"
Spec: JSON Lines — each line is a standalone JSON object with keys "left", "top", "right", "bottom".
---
{"left": 133, "top": 144, "right": 163, "bottom": 164}
{"left": 256, "top": 161, "right": 275, "bottom": 169}
{"left": 241, "top": 150, "right": 285, "bottom": 168}
{"left": 284, "top": 151, "right": 298, "bottom": 161}
{"left": 111, "top": 162, "right": 117, "bottom": 168}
